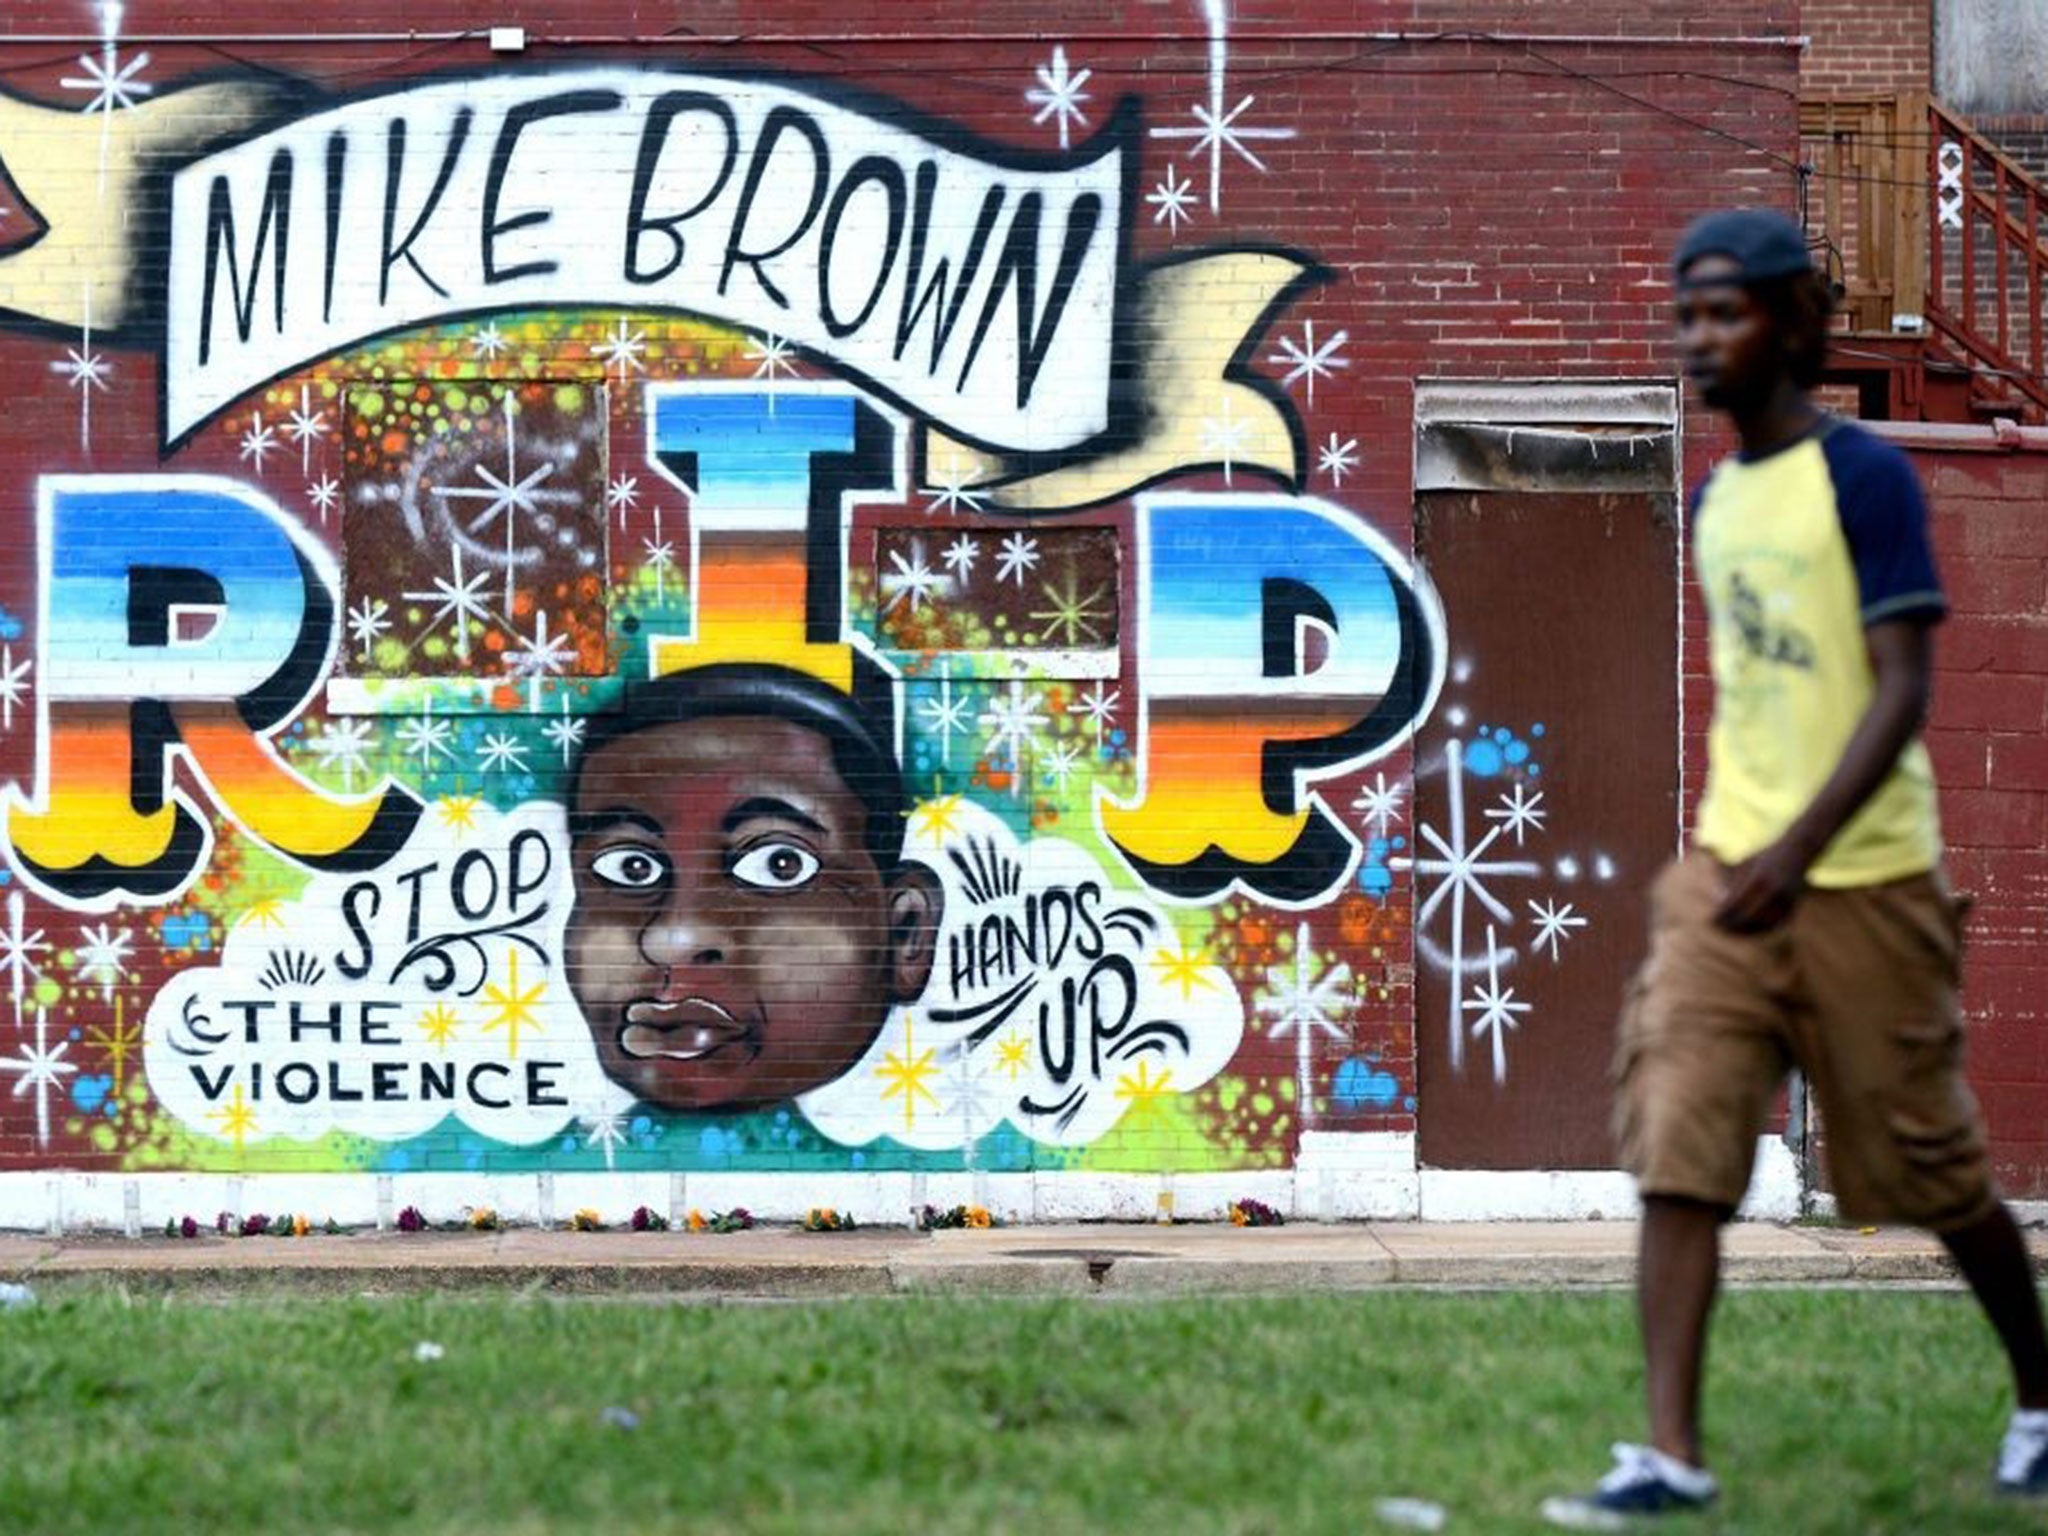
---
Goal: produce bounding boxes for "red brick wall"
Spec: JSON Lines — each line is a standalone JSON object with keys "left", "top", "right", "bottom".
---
{"left": 0, "top": 0, "right": 1805, "bottom": 1211}
{"left": 1895, "top": 435, "right": 2048, "bottom": 1193}
{"left": 1803, "top": 0, "right": 1932, "bottom": 94}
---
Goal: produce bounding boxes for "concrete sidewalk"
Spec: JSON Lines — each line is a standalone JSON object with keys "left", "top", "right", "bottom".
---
{"left": 0, "top": 1220, "right": 2030, "bottom": 1298}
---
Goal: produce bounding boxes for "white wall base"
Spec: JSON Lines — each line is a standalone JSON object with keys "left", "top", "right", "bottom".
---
{"left": 0, "top": 1134, "right": 1814, "bottom": 1233}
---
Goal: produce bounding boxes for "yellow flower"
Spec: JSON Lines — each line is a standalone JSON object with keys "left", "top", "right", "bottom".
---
{"left": 1230, "top": 1205, "right": 1250, "bottom": 1227}
{"left": 469, "top": 1207, "right": 497, "bottom": 1230}
{"left": 686, "top": 1209, "right": 708, "bottom": 1232}
{"left": 291, "top": 1214, "right": 310, "bottom": 1237}
{"left": 966, "top": 1206, "right": 991, "bottom": 1229}
{"left": 571, "top": 1207, "right": 604, "bottom": 1231}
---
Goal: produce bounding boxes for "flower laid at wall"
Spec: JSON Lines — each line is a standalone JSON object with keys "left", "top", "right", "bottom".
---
{"left": 240, "top": 1213, "right": 271, "bottom": 1237}
{"left": 629, "top": 1205, "right": 670, "bottom": 1231}
{"left": 396, "top": 1205, "right": 427, "bottom": 1233}
{"left": 465, "top": 1206, "right": 501, "bottom": 1231}
{"left": 163, "top": 1216, "right": 201, "bottom": 1239}
{"left": 802, "top": 1208, "right": 858, "bottom": 1232}
{"left": 569, "top": 1208, "right": 605, "bottom": 1232}
{"left": 1227, "top": 1198, "right": 1285, "bottom": 1228}
{"left": 685, "top": 1207, "right": 755, "bottom": 1233}
{"left": 916, "top": 1203, "right": 998, "bottom": 1230}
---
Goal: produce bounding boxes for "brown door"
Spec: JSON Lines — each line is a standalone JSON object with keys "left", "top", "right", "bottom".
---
{"left": 1411, "top": 491, "right": 1678, "bottom": 1169}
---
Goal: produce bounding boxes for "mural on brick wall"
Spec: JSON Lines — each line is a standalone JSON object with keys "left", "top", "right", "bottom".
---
{"left": 0, "top": 2, "right": 1461, "bottom": 1180}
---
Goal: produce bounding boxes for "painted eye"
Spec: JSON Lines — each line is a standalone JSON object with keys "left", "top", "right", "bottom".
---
{"left": 731, "top": 842, "right": 820, "bottom": 891}
{"left": 588, "top": 847, "right": 669, "bottom": 890}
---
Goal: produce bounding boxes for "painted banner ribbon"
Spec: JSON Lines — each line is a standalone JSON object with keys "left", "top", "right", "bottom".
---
{"left": 0, "top": 68, "right": 1302, "bottom": 504}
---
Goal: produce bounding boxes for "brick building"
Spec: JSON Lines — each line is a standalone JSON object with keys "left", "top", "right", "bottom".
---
{"left": 1, "top": 0, "right": 2037, "bottom": 1229}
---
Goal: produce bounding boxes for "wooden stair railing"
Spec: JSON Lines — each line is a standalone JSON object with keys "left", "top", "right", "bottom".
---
{"left": 1799, "top": 92, "right": 2048, "bottom": 422}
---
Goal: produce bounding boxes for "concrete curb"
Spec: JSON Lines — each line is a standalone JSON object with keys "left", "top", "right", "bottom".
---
{"left": 0, "top": 1220, "right": 2018, "bottom": 1299}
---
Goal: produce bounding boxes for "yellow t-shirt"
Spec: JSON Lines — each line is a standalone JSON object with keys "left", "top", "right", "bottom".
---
{"left": 1693, "top": 417, "right": 1946, "bottom": 888}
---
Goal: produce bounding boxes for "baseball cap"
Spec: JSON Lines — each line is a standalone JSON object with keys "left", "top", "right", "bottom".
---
{"left": 1673, "top": 208, "right": 1813, "bottom": 285}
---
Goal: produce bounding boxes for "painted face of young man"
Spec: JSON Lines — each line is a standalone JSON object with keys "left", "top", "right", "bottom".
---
{"left": 1676, "top": 253, "right": 1777, "bottom": 411}
{"left": 565, "top": 713, "right": 940, "bottom": 1110}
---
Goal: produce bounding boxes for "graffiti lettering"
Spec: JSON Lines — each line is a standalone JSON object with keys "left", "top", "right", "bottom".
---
{"left": 1100, "top": 493, "right": 1445, "bottom": 906}
{"left": 163, "top": 71, "right": 1126, "bottom": 447}
{"left": 2, "top": 477, "right": 421, "bottom": 909}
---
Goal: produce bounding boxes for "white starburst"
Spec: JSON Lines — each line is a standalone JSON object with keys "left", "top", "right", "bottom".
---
{"left": 1069, "top": 681, "right": 1119, "bottom": 747}
{"left": 1350, "top": 771, "right": 1405, "bottom": 838}
{"left": 579, "top": 1108, "right": 630, "bottom": 1170}
{"left": 0, "top": 891, "right": 48, "bottom": 1025}
{"left": 917, "top": 672, "right": 972, "bottom": 762}
{"left": 0, "top": 1008, "right": 74, "bottom": 1148}
{"left": 641, "top": 490, "right": 677, "bottom": 607}
{"left": 0, "top": 646, "right": 31, "bottom": 733}
{"left": 238, "top": 413, "right": 278, "bottom": 474}
{"left": 994, "top": 532, "right": 1041, "bottom": 587}
{"left": 1198, "top": 393, "right": 1254, "bottom": 483}
{"left": 284, "top": 385, "right": 330, "bottom": 473}
{"left": 509, "top": 611, "right": 576, "bottom": 709}
{"left": 395, "top": 704, "right": 454, "bottom": 771}
{"left": 401, "top": 543, "right": 497, "bottom": 664}
{"left": 977, "top": 680, "right": 1048, "bottom": 778}
{"left": 1146, "top": 164, "right": 1197, "bottom": 234}
{"left": 1485, "top": 782, "right": 1547, "bottom": 846}
{"left": 945, "top": 1051, "right": 999, "bottom": 1129}
{"left": 308, "top": 717, "right": 375, "bottom": 790}
{"left": 306, "top": 475, "right": 341, "bottom": 522}
{"left": 1527, "top": 898, "right": 1588, "bottom": 963}
{"left": 542, "top": 702, "right": 587, "bottom": 767}
{"left": 1026, "top": 45, "right": 1092, "bottom": 150}
{"left": 346, "top": 596, "right": 391, "bottom": 663}
{"left": 471, "top": 321, "right": 509, "bottom": 359}
{"left": 74, "top": 922, "right": 132, "bottom": 1000}
{"left": 1256, "top": 921, "right": 1353, "bottom": 1126}
{"left": 431, "top": 394, "right": 578, "bottom": 613}
{"left": 605, "top": 475, "right": 640, "bottom": 523}
{"left": 880, "top": 543, "right": 952, "bottom": 615}
{"left": 1463, "top": 927, "right": 1531, "bottom": 1085}
{"left": 61, "top": 33, "right": 151, "bottom": 116}
{"left": 592, "top": 318, "right": 647, "bottom": 381}
{"left": 744, "top": 331, "right": 798, "bottom": 379}
{"left": 923, "top": 467, "right": 987, "bottom": 517}
{"left": 1267, "top": 319, "right": 1349, "bottom": 407}
{"left": 1390, "top": 738, "right": 1542, "bottom": 1073}
{"left": 50, "top": 342, "right": 110, "bottom": 449}
{"left": 1040, "top": 739, "right": 1086, "bottom": 790}
{"left": 1317, "top": 432, "right": 1359, "bottom": 487}
{"left": 940, "top": 534, "right": 981, "bottom": 584}
{"left": 478, "top": 732, "right": 530, "bottom": 775}
{"left": 1150, "top": 93, "right": 1296, "bottom": 212}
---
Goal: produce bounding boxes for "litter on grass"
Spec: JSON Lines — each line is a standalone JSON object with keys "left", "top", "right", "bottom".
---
{"left": 0, "top": 1282, "right": 34, "bottom": 1310}
{"left": 413, "top": 1341, "right": 445, "bottom": 1362}
{"left": 600, "top": 1406, "right": 641, "bottom": 1430}
{"left": 1373, "top": 1496, "right": 1447, "bottom": 1530}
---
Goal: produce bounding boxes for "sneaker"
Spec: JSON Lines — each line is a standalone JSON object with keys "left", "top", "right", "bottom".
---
{"left": 1539, "top": 1443, "right": 1718, "bottom": 1527}
{"left": 1996, "top": 1408, "right": 2048, "bottom": 1496}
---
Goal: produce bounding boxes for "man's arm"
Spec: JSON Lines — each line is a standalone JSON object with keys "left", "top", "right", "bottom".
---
{"left": 1713, "top": 618, "right": 1931, "bottom": 933}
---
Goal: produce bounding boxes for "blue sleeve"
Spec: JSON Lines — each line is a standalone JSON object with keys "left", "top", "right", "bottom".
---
{"left": 1821, "top": 423, "right": 1947, "bottom": 627}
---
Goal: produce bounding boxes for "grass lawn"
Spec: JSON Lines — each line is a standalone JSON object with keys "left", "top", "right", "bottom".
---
{"left": 1, "top": 1288, "right": 2045, "bottom": 1534}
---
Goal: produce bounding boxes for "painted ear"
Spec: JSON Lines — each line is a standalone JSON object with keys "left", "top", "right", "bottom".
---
{"left": 883, "top": 863, "right": 944, "bottom": 1003}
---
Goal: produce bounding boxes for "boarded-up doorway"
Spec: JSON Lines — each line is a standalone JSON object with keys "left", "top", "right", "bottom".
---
{"left": 1411, "top": 384, "right": 1680, "bottom": 1170}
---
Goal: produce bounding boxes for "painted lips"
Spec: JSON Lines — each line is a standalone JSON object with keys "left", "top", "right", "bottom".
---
{"left": 619, "top": 999, "right": 753, "bottom": 1062}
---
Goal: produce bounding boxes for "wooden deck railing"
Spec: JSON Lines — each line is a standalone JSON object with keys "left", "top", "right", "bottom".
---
{"left": 1800, "top": 91, "right": 2048, "bottom": 419}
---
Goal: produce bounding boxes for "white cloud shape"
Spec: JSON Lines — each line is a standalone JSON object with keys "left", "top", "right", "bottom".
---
{"left": 800, "top": 799, "right": 1244, "bottom": 1149}
{"left": 144, "top": 801, "right": 629, "bottom": 1147}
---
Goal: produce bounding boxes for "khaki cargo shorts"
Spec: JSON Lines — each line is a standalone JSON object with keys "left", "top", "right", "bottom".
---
{"left": 1613, "top": 851, "right": 1997, "bottom": 1231}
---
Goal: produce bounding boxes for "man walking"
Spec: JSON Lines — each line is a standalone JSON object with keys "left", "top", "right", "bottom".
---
{"left": 1547, "top": 207, "right": 2048, "bottom": 1523}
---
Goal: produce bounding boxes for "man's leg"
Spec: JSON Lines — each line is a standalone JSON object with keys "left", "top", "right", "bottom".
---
{"left": 1640, "top": 1193, "right": 1728, "bottom": 1467}
{"left": 1940, "top": 1201, "right": 2048, "bottom": 1411}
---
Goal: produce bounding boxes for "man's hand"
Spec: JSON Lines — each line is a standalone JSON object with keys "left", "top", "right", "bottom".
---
{"left": 1713, "top": 837, "right": 1812, "bottom": 933}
